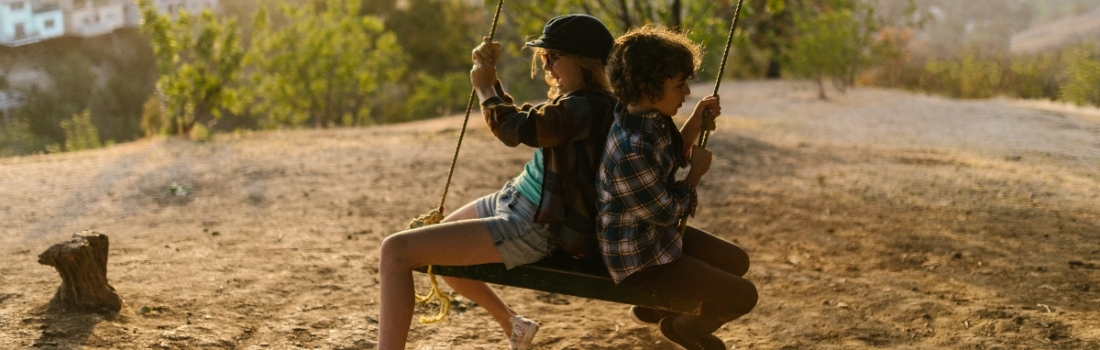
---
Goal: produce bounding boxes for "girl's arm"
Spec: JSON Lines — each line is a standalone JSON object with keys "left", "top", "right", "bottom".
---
{"left": 482, "top": 92, "right": 605, "bottom": 148}
{"left": 471, "top": 37, "right": 502, "bottom": 102}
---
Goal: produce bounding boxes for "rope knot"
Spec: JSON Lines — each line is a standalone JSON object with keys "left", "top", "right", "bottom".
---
{"left": 702, "top": 109, "right": 717, "bottom": 132}
{"left": 407, "top": 208, "right": 444, "bottom": 229}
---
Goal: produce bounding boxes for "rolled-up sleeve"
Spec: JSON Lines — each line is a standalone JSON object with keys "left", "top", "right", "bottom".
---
{"left": 481, "top": 85, "right": 595, "bottom": 148}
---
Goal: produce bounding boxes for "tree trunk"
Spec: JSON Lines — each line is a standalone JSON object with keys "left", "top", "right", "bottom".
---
{"left": 670, "top": 0, "right": 682, "bottom": 32}
{"left": 617, "top": 0, "right": 633, "bottom": 31}
{"left": 815, "top": 78, "right": 828, "bottom": 100}
{"left": 37, "top": 231, "right": 122, "bottom": 313}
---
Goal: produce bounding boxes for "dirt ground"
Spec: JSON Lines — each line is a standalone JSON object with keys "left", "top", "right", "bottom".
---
{"left": 1, "top": 80, "right": 1098, "bottom": 350}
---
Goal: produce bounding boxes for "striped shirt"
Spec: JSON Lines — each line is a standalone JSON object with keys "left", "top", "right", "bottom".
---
{"left": 597, "top": 106, "right": 696, "bottom": 284}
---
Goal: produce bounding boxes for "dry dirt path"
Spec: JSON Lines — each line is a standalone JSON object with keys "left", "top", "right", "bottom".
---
{"left": 1, "top": 81, "right": 1098, "bottom": 349}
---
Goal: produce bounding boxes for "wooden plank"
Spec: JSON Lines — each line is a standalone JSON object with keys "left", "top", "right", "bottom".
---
{"left": 414, "top": 253, "right": 703, "bottom": 315}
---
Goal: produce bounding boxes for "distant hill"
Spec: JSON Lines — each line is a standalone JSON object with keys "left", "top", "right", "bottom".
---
{"left": 1010, "top": 5, "right": 1100, "bottom": 54}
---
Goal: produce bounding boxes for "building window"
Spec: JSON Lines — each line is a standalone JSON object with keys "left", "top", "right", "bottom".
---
{"left": 11, "top": 2, "right": 26, "bottom": 11}
{"left": 45, "top": 19, "right": 55, "bottom": 28}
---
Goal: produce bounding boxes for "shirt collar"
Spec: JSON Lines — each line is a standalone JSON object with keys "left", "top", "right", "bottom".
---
{"left": 616, "top": 102, "right": 668, "bottom": 132}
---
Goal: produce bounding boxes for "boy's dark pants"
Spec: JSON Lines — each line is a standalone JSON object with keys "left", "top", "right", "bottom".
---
{"left": 619, "top": 226, "right": 758, "bottom": 339}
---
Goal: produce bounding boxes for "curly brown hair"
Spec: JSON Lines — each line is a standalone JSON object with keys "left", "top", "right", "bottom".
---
{"left": 607, "top": 24, "right": 703, "bottom": 104}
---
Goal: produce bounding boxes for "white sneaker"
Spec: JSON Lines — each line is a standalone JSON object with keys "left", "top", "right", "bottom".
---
{"left": 508, "top": 315, "right": 539, "bottom": 350}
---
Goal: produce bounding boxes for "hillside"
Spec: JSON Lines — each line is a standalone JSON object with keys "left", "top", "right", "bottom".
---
{"left": 1, "top": 81, "right": 1098, "bottom": 349}
{"left": 1010, "top": 5, "right": 1100, "bottom": 54}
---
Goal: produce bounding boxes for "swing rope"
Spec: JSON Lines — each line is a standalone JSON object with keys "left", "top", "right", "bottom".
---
{"left": 406, "top": 0, "right": 505, "bottom": 325}
{"left": 680, "top": 0, "right": 744, "bottom": 234}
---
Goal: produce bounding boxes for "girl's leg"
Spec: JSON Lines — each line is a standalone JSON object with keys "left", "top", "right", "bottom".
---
{"left": 377, "top": 208, "right": 505, "bottom": 350}
{"left": 439, "top": 202, "right": 518, "bottom": 335}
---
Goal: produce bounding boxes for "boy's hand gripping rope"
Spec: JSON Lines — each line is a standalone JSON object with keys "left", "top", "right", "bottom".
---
{"left": 679, "top": 0, "right": 744, "bottom": 234}
{"left": 404, "top": 0, "right": 505, "bottom": 325}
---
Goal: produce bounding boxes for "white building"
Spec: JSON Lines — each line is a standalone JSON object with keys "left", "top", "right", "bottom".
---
{"left": 0, "top": 0, "right": 65, "bottom": 46}
{"left": 59, "top": 0, "right": 125, "bottom": 37}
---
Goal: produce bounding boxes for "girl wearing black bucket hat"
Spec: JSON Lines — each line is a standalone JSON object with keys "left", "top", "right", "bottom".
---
{"left": 379, "top": 14, "right": 617, "bottom": 350}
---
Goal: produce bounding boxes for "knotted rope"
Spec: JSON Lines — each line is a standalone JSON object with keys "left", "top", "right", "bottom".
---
{"left": 406, "top": 0, "right": 505, "bottom": 324}
{"left": 679, "top": 0, "right": 744, "bottom": 234}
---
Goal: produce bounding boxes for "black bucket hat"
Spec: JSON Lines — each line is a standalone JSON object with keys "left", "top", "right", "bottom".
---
{"left": 525, "top": 14, "right": 614, "bottom": 63}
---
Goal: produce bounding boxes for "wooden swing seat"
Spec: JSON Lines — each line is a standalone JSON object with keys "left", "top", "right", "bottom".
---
{"left": 414, "top": 251, "right": 703, "bottom": 315}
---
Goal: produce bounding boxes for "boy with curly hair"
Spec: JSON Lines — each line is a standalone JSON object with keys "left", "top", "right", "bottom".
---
{"left": 597, "top": 24, "right": 758, "bottom": 350}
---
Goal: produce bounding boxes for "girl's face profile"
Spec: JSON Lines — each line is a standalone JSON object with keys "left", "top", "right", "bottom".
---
{"left": 541, "top": 49, "right": 583, "bottom": 93}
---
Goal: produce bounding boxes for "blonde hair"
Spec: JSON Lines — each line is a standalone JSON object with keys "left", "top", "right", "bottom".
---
{"left": 529, "top": 47, "right": 612, "bottom": 99}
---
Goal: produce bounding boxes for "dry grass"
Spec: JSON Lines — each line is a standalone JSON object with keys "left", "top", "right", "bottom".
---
{"left": 1, "top": 80, "right": 1098, "bottom": 349}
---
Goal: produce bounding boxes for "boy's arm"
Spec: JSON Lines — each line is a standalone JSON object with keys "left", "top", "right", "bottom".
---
{"left": 679, "top": 96, "right": 720, "bottom": 154}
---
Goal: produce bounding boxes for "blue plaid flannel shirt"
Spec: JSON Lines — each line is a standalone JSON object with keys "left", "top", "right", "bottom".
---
{"left": 597, "top": 107, "right": 697, "bottom": 284}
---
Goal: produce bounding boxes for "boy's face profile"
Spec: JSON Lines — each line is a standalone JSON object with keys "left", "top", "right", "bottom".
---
{"left": 651, "top": 73, "right": 690, "bottom": 116}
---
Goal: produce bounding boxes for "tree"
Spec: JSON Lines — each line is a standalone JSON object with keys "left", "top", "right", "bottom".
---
{"left": 138, "top": 0, "right": 245, "bottom": 137}
{"left": 385, "top": 0, "right": 480, "bottom": 76}
{"left": 19, "top": 52, "right": 97, "bottom": 142}
{"left": 788, "top": 0, "right": 893, "bottom": 99}
{"left": 244, "top": 0, "right": 407, "bottom": 128}
{"left": 90, "top": 75, "right": 148, "bottom": 143}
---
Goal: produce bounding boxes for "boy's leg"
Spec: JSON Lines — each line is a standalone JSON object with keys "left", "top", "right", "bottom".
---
{"left": 619, "top": 254, "right": 758, "bottom": 340}
{"left": 630, "top": 226, "right": 751, "bottom": 326}
{"left": 682, "top": 225, "right": 750, "bottom": 277}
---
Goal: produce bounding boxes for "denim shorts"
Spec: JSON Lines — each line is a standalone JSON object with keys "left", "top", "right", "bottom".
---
{"left": 475, "top": 181, "right": 556, "bottom": 269}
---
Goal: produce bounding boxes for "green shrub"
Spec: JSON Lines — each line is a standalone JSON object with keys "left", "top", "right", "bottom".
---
{"left": 60, "top": 110, "right": 103, "bottom": 152}
{"left": 1059, "top": 43, "right": 1100, "bottom": 107}
{"left": 141, "top": 95, "right": 168, "bottom": 137}
{"left": 924, "top": 50, "right": 1003, "bottom": 99}
{"left": 189, "top": 123, "right": 212, "bottom": 142}
{"left": 0, "top": 119, "right": 51, "bottom": 157}
{"left": 402, "top": 72, "right": 471, "bottom": 122}
{"left": 1007, "top": 52, "right": 1060, "bottom": 100}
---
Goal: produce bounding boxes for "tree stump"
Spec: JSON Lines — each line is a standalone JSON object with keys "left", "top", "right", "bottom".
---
{"left": 37, "top": 231, "right": 122, "bottom": 312}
